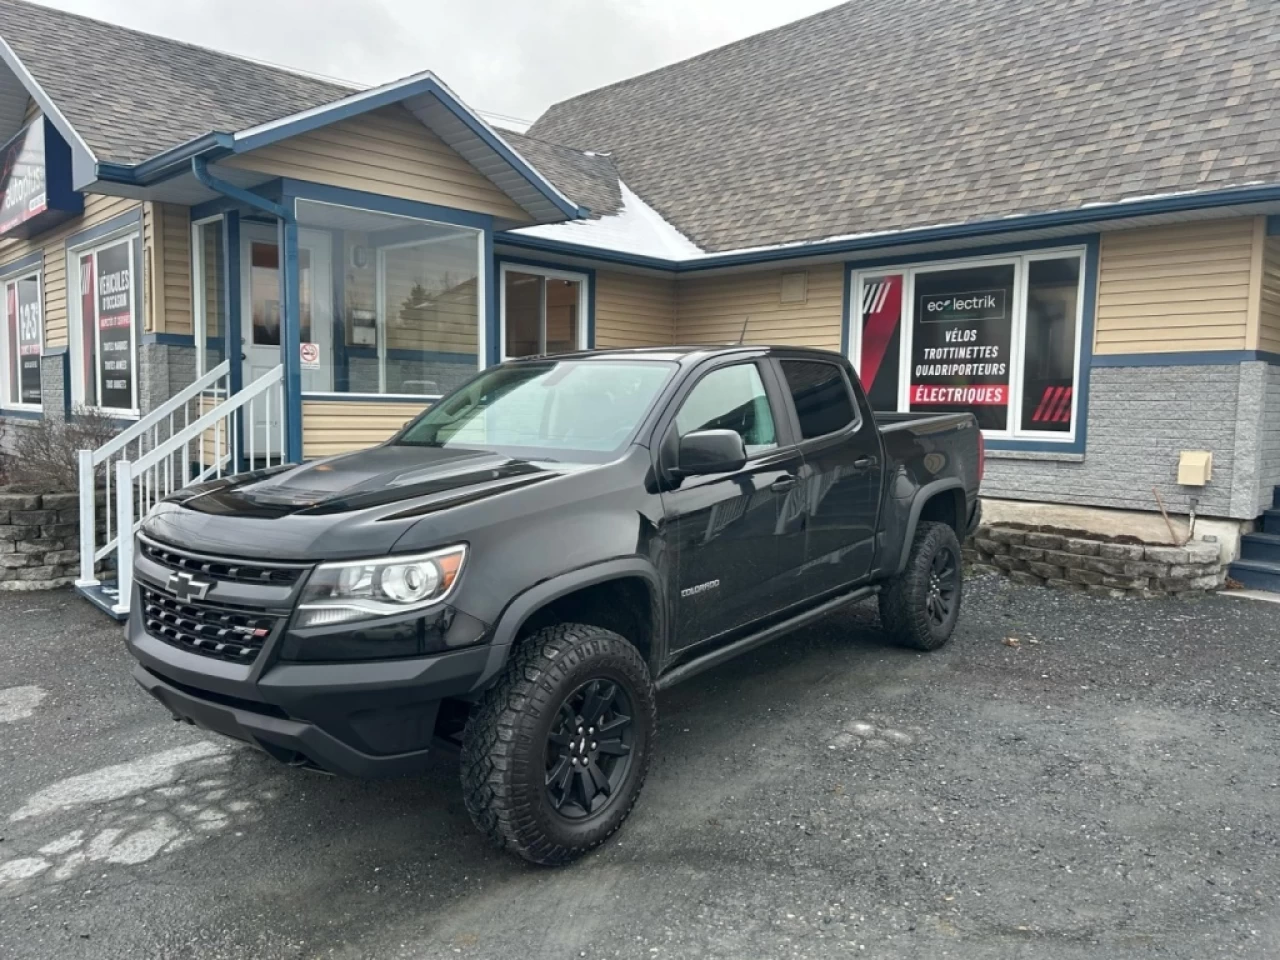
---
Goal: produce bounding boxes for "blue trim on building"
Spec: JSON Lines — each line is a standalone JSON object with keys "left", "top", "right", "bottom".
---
{"left": 0, "top": 250, "right": 45, "bottom": 279}
{"left": 96, "top": 134, "right": 234, "bottom": 187}
{"left": 843, "top": 233, "right": 1099, "bottom": 456}
{"left": 285, "top": 180, "right": 494, "bottom": 232}
{"left": 140, "top": 333, "right": 195, "bottom": 347}
{"left": 0, "top": 408, "right": 42, "bottom": 420}
{"left": 1091, "top": 350, "right": 1280, "bottom": 368}
{"left": 281, "top": 215, "right": 303, "bottom": 462}
{"left": 495, "top": 254, "right": 598, "bottom": 352}
{"left": 193, "top": 159, "right": 289, "bottom": 221}
{"left": 501, "top": 181, "right": 1280, "bottom": 273}
{"left": 63, "top": 207, "right": 142, "bottom": 250}
{"left": 1267, "top": 216, "right": 1280, "bottom": 237}
{"left": 60, "top": 348, "right": 71, "bottom": 416}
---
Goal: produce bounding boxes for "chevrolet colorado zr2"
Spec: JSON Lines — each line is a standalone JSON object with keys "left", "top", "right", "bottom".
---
{"left": 125, "top": 345, "right": 983, "bottom": 865}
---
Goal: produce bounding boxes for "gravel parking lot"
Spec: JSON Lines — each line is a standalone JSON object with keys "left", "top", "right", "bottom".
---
{"left": 1, "top": 577, "right": 1277, "bottom": 960}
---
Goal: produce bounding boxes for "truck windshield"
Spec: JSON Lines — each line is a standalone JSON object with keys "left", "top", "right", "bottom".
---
{"left": 395, "top": 359, "right": 677, "bottom": 463}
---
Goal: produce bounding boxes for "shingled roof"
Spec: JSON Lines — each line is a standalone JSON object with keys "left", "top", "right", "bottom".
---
{"left": 0, "top": 0, "right": 354, "bottom": 164}
{"left": 499, "top": 130, "right": 622, "bottom": 218}
{"left": 530, "top": 0, "right": 1280, "bottom": 254}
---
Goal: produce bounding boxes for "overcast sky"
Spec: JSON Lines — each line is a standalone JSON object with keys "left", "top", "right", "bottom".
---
{"left": 41, "top": 0, "right": 843, "bottom": 127}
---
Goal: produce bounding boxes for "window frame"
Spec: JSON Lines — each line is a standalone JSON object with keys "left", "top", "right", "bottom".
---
{"left": 498, "top": 261, "right": 590, "bottom": 361}
{"left": 292, "top": 196, "right": 488, "bottom": 403}
{"left": 777, "top": 358, "right": 862, "bottom": 443}
{"left": 191, "top": 214, "right": 225, "bottom": 378}
{"left": 848, "top": 244, "right": 1087, "bottom": 445}
{"left": 0, "top": 267, "right": 44, "bottom": 413}
{"left": 67, "top": 226, "right": 143, "bottom": 418}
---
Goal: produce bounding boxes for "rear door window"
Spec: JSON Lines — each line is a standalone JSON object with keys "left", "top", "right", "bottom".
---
{"left": 779, "top": 360, "right": 857, "bottom": 439}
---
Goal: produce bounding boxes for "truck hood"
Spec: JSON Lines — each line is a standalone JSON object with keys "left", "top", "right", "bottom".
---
{"left": 172, "top": 445, "right": 560, "bottom": 518}
{"left": 142, "top": 445, "right": 568, "bottom": 561}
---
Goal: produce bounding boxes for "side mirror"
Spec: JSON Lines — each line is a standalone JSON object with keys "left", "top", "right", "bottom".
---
{"left": 676, "top": 429, "right": 747, "bottom": 476}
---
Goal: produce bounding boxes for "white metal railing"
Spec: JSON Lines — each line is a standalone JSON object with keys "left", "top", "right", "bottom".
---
{"left": 76, "top": 362, "right": 286, "bottom": 615}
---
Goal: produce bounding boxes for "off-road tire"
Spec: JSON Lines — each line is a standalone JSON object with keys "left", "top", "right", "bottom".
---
{"left": 460, "top": 623, "right": 656, "bottom": 866}
{"left": 878, "top": 520, "right": 963, "bottom": 651}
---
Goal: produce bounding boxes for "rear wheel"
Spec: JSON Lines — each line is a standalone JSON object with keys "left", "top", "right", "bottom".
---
{"left": 878, "top": 521, "right": 963, "bottom": 651}
{"left": 461, "top": 623, "right": 655, "bottom": 865}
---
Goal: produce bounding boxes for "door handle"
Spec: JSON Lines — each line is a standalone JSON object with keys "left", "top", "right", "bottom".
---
{"left": 853, "top": 457, "right": 877, "bottom": 470}
{"left": 771, "top": 474, "right": 798, "bottom": 492}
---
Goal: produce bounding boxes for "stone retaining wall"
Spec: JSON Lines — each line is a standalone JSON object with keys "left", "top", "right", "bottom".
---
{"left": 967, "top": 523, "right": 1226, "bottom": 598}
{"left": 0, "top": 492, "right": 93, "bottom": 591}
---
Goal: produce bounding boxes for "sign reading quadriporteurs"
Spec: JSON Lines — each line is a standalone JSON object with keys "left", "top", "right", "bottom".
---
{"left": 909, "top": 272, "right": 1015, "bottom": 431}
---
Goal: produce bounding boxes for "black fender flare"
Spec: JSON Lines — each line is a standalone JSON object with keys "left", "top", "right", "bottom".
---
{"left": 468, "top": 558, "right": 666, "bottom": 693}
{"left": 897, "top": 479, "right": 966, "bottom": 575}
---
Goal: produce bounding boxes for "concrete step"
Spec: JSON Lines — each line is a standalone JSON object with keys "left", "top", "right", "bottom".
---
{"left": 1239, "top": 532, "right": 1280, "bottom": 565}
{"left": 1228, "top": 559, "right": 1280, "bottom": 593}
{"left": 1262, "top": 510, "right": 1280, "bottom": 536}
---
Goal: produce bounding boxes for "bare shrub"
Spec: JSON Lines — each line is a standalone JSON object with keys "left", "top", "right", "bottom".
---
{"left": 0, "top": 407, "right": 119, "bottom": 493}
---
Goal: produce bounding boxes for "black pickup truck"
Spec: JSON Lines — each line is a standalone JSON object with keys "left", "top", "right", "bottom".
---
{"left": 126, "top": 346, "right": 983, "bottom": 864}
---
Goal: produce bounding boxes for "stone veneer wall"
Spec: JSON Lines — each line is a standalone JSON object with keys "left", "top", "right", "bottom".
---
{"left": 967, "top": 523, "right": 1225, "bottom": 599}
{"left": 0, "top": 492, "right": 99, "bottom": 591}
{"left": 983, "top": 363, "right": 1267, "bottom": 520}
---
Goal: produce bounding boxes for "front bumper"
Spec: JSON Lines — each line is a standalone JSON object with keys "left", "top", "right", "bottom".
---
{"left": 127, "top": 603, "right": 506, "bottom": 778}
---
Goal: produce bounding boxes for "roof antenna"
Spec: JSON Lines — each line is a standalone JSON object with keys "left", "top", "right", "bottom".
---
{"left": 737, "top": 316, "right": 750, "bottom": 344}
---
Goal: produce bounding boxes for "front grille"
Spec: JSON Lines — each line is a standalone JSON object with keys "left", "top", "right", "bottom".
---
{"left": 139, "top": 538, "right": 308, "bottom": 586}
{"left": 140, "top": 584, "right": 280, "bottom": 663}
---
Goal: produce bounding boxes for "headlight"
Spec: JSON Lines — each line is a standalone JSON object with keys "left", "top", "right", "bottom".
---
{"left": 295, "top": 545, "right": 466, "bottom": 628}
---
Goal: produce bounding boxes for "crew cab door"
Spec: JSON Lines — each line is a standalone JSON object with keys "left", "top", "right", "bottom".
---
{"left": 773, "top": 356, "right": 885, "bottom": 598}
{"left": 658, "top": 359, "right": 806, "bottom": 650}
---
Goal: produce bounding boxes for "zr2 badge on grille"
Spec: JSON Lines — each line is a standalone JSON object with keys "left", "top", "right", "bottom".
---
{"left": 167, "top": 571, "right": 213, "bottom": 602}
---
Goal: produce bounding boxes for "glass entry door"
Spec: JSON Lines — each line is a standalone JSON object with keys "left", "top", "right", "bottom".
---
{"left": 240, "top": 224, "right": 333, "bottom": 455}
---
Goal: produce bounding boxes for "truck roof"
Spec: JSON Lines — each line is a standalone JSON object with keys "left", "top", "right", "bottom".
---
{"left": 505, "top": 345, "right": 845, "bottom": 367}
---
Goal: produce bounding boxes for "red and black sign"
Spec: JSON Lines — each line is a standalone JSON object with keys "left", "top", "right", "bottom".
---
{"left": 6, "top": 276, "right": 41, "bottom": 405}
{"left": 858, "top": 274, "right": 903, "bottom": 411}
{"left": 909, "top": 266, "right": 1014, "bottom": 431}
{"left": 95, "top": 241, "right": 134, "bottom": 410}
{"left": 0, "top": 118, "right": 81, "bottom": 240}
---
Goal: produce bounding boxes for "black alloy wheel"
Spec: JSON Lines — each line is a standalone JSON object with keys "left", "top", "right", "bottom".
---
{"left": 461, "top": 622, "right": 656, "bottom": 865}
{"left": 925, "top": 544, "right": 960, "bottom": 628}
{"left": 544, "top": 679, "right": 635, "bottom": 820}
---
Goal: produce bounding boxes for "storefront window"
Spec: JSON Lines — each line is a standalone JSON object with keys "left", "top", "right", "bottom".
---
{"left": 1, "top": 271, "right": 42, "bottom": 408}
{"left": 295, "top": 200, "right": 483, "bottom": 398}
{"left": 501, "top": 265, "right": 586, "bottom": 359}
{"left": 909, "top": 263, "right": 1015, "bottom": 432}
{"left": 70, "top": 232, "right": 140, "bottom": 414}
{"left": 1019, "top": 257, "right": 1080, "bottom": 433}
{"left": 853, "top": 248, "right": 1085, "bottom": 442}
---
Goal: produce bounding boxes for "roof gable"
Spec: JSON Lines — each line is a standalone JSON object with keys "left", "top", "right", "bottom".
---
{"left": 0, "top": 0, "right": 584, "bottom": 224}
{"left": 530, "top": 0, "right": 1280, "bottom": 253}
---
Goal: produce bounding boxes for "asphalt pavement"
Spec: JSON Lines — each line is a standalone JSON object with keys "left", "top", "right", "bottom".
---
{"left": 0, "top": 577, "right": 1277, "bottom": 960}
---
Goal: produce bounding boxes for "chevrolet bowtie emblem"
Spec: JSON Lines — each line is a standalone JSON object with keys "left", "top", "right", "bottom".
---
{"left": 168, "top": 571, "right": 212, "bottom": 602}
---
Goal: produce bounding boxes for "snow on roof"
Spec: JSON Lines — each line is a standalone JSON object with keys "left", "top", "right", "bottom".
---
{"left": 511, "top": 182, "right": 704, "bottom": 260}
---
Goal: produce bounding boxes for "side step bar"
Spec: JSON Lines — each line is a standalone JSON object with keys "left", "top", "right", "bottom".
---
{"left": 656, "top": 585, "right": 878, "bottom": 690}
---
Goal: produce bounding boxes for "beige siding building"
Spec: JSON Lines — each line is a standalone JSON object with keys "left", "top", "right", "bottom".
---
{"left": 1, "top": 0, "right": 1280, "bottom": 602}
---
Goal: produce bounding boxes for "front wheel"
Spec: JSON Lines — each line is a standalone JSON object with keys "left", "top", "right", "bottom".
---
{"left": 461, "top": 623, "right": 656, "bottom": 865}
{"left": 878, "top": 521, "right": 963, "bottom": 651}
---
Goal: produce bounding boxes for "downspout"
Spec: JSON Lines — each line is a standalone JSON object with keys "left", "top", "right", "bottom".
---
{"left": 192, "top": 158, "right": 303, "bottom": 464}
